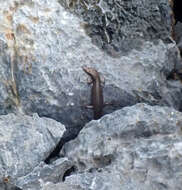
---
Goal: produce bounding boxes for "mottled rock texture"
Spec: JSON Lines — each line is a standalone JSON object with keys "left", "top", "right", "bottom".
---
{"left": 0, "top": 0, "right": 181, "bottom": 136}
{"left": 42, "top": 181, "right": 83, "bottom": 190}
{"left": 174, "top": 21, "right": 182, "bottom": 55}
{"left": 16, "top": 158, "right": 73, "bottom": 190}
{"left": 0, "top": 0, "right": 181, "bottom": 189}
{"left": 59, "top": 0, "right": 174, "bottom": 56}
{"left": 0, "top": 113, "right": 65, "bottom": 186}
{"left": 61, "top": 103, "right": 182, "bottom": 190}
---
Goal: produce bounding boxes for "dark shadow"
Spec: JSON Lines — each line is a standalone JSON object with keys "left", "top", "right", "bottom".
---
{"left": 44, "top": 128, "right": 81, "bottom": 164}
{"left": 173, "top": 0, "right": 182, "bottom": 23}
{"left": 62, "top": 166, "right": 76, "bottom": 181}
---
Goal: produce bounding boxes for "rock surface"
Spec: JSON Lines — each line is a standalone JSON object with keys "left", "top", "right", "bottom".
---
{"left": 174, "top": 21, "right": 182, "bottom": 55}
{"left": 0, "top": 113, "right": 65, "bottom": 185}
{"left": 42, "top": 181, "right": 83, "bottom": 190}
{"left": 0, "top": 0, "right": 181, "bottom": 136}
{"left": 16, "top": 158, "right": 73, "bottom": 190}
{"left": 61, "top": 103, "right": 182, "bottom": 190}
{"left": 59, "top": 0, "right": 174, "bottom": 56}
{"left": 0, "top": 0, "right": 182, "bottom": 190}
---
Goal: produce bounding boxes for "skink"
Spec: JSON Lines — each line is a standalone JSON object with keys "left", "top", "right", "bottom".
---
{"left": 82, "top": 66, "right": 104, "bottom": 119}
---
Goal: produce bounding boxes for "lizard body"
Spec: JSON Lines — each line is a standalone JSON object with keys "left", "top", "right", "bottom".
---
{"left": 82, "top": 66, "right": 103, "bottom": 119}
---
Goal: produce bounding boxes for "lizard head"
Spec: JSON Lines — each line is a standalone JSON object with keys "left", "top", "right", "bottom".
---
{"left": 82, "top": 66, "right": 99, "bottom": 80}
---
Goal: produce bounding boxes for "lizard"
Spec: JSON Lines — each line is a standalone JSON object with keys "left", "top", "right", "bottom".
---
{"left": 82, "top": 66, "right": 104, "bottom": 120}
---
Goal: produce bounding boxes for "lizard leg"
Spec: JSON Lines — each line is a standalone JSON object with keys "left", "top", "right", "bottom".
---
{"left": 81, "top": 104, "right": 93, "bottom": 109}
{"left": 104, "top": 101, "right": 115, "bottom": 107}
{"left": 100, "top": 75, "right": 105, "bottom": 86}
{"left": 85, "top": 105, "right": 93, "bottom": 109}
{"left": 87, "top": 78, "right": 93, "bottom": 85}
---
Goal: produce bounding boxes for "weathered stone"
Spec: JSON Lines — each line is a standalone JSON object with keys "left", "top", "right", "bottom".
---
{"left": 0, "top": 183, "right": 22, "bottom": 190}
{"left": 16, "top": 158, "right": 73, "bottom": 190}
{"left": 0, "top": 113, "right": 65, "bottom": 182}
{"left": 61, "top": 103, "right": 182, "bottom": 190}
{"left": 59, "top": 0, "right": 174, "bottom": 56}
{"left": 0, "top": 0, "right": 181, "bottom": 190}
{"left": 42, "top": 181, "right": 83, "bottom": 190}
{"left": 0, "top": 0, "right": 181, "bottom": 137}
{"left": 174, "top": 21, "right": 182, "bottom": 55}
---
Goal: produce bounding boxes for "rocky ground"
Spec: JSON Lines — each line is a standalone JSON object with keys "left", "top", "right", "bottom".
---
{"left": 0, "top": 0, "right": 182, "bottom": 190}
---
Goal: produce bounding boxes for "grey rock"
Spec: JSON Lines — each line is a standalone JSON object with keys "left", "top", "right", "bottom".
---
{"left": 42, "top": 181, "right": 83, "bottom": 190}
{"left": 0, "top": 42, "right": 15, "bottom": 115}
{"left": 0, "top": 113, "right": 65, "bottom": 182}
{"left": 174, "top": 21, "right": 182, "bottom": 44}
{"left": 59, "top": 0, "right": 173, "bottom": 56}
{"left": 16, "top": 158, "right": 73, "bottom": 190}
{"left": 174, "top": 21, "right": 182, "bottom": 56}
{"left": 0, "top": 1, "right": 181, "bottom": 190}
{"left": 0, "top": 181, "right": 22, "bottom": 190}
{"left": 64, "top": 172, "right": 123, "bottom": 190}
{"left": 0, "top": 0, "right": 181, "bottom": 137}
{"left": 61, "top": 103, "right": 182, "bottom": 190}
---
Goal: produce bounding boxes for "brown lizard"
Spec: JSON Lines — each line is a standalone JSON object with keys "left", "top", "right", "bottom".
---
{"left": 82, "top": 66, "right": 104, "bottom": 119}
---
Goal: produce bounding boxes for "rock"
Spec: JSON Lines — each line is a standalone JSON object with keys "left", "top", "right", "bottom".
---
{"left": 174, "top": 21, "right": 182, "bottom": 55}
{"left": 0, "top": 113, "right": 65, "bottom": 184}
{"left": 0, "top": 0, "right": 181, "bottom": 138}
{"left": 16, "top": 158, "right": 73, "bottom": 190}
{"left": 42, "top": 181, "right": 83, "bottom": 190}
{"left": 0, "top": 181, "right": 22, "bottom": 190}
{"left": 174, "top": 22, "right": 182, "bottom": 42}
{"left": 0, "top": 0, "right": 181, "bottom": 190}
{"left": 61, "top": 103, "right": 182, "bottom": 190}
{"left": 59, "top": 0, "right": 174, "bottom": 56}
{"left": 65, "top": 172, "right": 125, "bottom": 190}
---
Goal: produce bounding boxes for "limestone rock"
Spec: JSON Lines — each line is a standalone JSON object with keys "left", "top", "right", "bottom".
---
{"left": 0, "top": 0, "right": 180, "bottom": 136}
{"left": 62, "top": 103, "right": 182, "bottom": 190}
{"left": 16, "top": 158, "right": 73, "bottom": 190}
{"left": 0, "top": 113, "right": 65, "bottom": 183}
